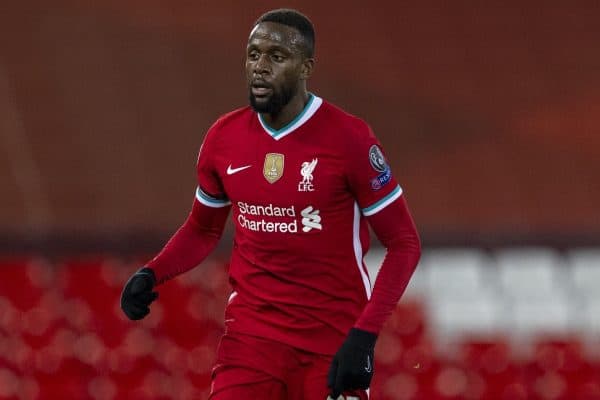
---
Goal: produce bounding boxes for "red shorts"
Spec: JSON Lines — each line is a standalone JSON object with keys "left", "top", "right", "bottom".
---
{"left": 209, "top": 332, "right": 369, "bottom": 400}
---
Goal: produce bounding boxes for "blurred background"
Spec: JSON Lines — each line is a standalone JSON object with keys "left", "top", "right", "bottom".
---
{"left": 1, "top": 1, "right": 599, "bottom": 399}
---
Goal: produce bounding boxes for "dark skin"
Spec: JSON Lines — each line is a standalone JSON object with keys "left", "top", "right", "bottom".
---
{"left": 246, "top": 22, "right": 315, "bottom": 130}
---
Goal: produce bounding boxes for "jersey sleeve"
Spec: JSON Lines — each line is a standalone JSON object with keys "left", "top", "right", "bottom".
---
{"left": 354, "top": 196, "right": 421, "bottom": 333}
{"left": 195, "top": 125, "right": 231, "bottom": 208}
{"left": 346, "top": 122, "right": 403, "bottom": 216}
{"left": 147, "top": 195, "right": 230, "bottom": 284}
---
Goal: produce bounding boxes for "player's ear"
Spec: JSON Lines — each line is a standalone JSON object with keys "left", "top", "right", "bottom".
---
{"left": 300, "top": 57, "right": 315, "bottom": 80}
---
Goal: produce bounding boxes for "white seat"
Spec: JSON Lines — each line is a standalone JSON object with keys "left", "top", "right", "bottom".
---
{"left": 509, "top": 295, "right": 574, "bottom": 337}
{"left": 567, "top": 248, "right": 600, "bottom": 298}
{"left": 427, "top": 291, "right": 507, "bottom": 334}
{"left": 494, "top": 247, "right": 565, "bottom": 300}
{"left": 421, "top": 248, "right": 492, "bottom": 299}
{"left": 579, "top": 297, "right": 600, "bottom": 333}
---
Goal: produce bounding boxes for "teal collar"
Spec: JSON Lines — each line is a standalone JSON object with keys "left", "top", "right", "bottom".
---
{"left": 258, "top": 94, "right": 323, "bottom": 140}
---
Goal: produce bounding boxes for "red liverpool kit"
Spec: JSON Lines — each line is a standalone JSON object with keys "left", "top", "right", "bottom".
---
{"left": 194, "top": 94, "right": 403, "bottom": 355}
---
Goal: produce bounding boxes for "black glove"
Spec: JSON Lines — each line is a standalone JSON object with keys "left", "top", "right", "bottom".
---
{"left": 120, "top": 267, "right": 158, "bottom": 320}
{"left": 328, "top": 328, "right": 377, "bottom": 398}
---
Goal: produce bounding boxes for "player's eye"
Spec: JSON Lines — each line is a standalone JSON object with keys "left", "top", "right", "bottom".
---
{"left": 271, "top": 54, "right": 285, "bottom": 62}
{"left": 248, "top": 51, "right": 260, "bottom": 61}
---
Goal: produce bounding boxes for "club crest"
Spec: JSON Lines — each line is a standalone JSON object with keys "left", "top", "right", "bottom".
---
{"left": 298, "top": 158, "right": 318, "bottom": 192}
{"left": 263, "top": 153, "right": 285, "bottom": 183}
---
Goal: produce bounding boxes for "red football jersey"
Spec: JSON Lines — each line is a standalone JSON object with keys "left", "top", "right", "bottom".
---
{"left": 196, "top": 94, "right": 403, "bottom": 354}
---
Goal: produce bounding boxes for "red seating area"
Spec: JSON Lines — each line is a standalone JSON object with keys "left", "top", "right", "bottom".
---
{"left": 1, "top": 257, "right": 600, "bottom": 399}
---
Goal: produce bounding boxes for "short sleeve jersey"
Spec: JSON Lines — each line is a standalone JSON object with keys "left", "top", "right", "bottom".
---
{"left": 196, "top": 94, "right": 402, "bottom": 354}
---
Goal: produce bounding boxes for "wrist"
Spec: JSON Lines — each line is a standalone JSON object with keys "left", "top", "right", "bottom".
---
{"left": 348, "top": 327, "right": 377, "bottom": 348}
{"left": 138, "top": 267, "right": 156, "bottom": 285}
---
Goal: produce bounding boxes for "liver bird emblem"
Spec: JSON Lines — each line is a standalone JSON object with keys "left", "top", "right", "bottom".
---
{"left": 300, "top": 159, "right": 318, "bottom": 184}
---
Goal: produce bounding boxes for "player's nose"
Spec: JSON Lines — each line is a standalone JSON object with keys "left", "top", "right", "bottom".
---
{"left": 253, "top": 54, "right": 271, "bottom": 74}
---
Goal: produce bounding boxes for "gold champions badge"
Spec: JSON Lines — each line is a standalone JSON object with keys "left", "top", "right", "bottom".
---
{"left": 263, "top": 153, "right": 284, "bottom": 183}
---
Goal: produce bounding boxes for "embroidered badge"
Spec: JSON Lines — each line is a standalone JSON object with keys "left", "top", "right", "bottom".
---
{"left": 263, "top": 153, "right": 285, "bottom": 183}
{"left": 369, "top": 145, "right": 388, "bottom": 172}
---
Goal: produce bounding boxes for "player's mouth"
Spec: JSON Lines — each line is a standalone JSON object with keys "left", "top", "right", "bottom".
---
{"left": 251, "top": 81, "right": 273, "bottom": 97}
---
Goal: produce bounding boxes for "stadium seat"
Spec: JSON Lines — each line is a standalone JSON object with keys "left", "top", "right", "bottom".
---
{"left": 433, "top": 364, "right": 472, "bottom": 399}
{"left": 153, "top": 278, "right": 213, "bottom": 349}
{"left": 509, "top": 295, "right": 574, "bottom": 338}
{"left": 0, "top": 363, "right": 41, "bottom": 400}
{"left": 421, "top": 247, "right": 493, "bottom": 299}
{"left": 495, "top": 247, "right": 566, "bottom": 300}
{"left": 0, "top": 257, "right": 50, "bottom": 312}
{"left": 87, "top": 375, "right": 118, "bottom": 400}
{"left": 457, "top": 336, "right": 526, "bottom": 399}
{"left": 0, "top": 333, "right": 34, "bottom": 373}
{"left": 567, "top": 248, "right": 600, "bottom": 298}
{"left": 110, "top": 367, "right": 201, "bottom": 400}
{"left": 533, "top": 336, "right": 588, "bottom": 372}
{"left": 2, "top": 247, "right": 599, "bottom": 399}
{"left": 0, "top": 296, "right": 21, "bottom": 335}
{"left": 402, "top": 261, "right": 429, "bottom": 300}
{"left": 372, "top": 370, "right": 420, "bottom": 400}
{"left": 109, "top": 362, "right": 168, "bottom": 399}
{"left": 580, "top": 297, "right": 600, "bottom": 339}
{"left": 33, "top": 358, "right": 96, "bottom": 399}
{"left": 59, "top": 257, "right": 135, "bottom": 345}
{"left": 180, "top": 256, "right": 230, "bottom": 293}
{"left": 520, "top": 335, "right": 600, "bottom": 400}
{"left": 400, "top": 342, "right": 445, "bottom": 399}
{"left": 107, "top": 330, "right": 170, "bottom": 399}
{"left": 153, "top": 337, "right": 189, "bottom": 374}
{"left": 186, "top": 344, "right": 215, "bottom": 384}
{"left": 375, "top": 330, "right": 404, "bottom": 369}
{"left": 427, "top": 292, "right": 509, "bottom": 347}
{"left": 459, "top": 336, "right": 512, "bottom": 373}
{"left": 19, "top": 289, "right": 65, "bottom": 348}
{"left": 385, "top": 301, "right": 428, "bottom": 343}
{"left": 0, "top": 367, "right": 24, "bottom": 400}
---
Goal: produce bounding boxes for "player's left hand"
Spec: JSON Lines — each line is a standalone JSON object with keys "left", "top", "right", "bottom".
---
{"left": 327, "top": 328, "right": 377, "bottom": 398}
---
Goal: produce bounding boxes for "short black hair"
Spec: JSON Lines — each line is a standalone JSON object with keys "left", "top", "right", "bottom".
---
{"left": 254, "top": 9, "right": 315, "bottom": 58}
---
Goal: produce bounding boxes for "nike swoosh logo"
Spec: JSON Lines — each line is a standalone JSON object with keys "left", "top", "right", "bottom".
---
{"left": 365, "top": 355, "right": 372, "bottom": 373}
{"left": 227, "top": 164, "right": 252, "bottom": 175}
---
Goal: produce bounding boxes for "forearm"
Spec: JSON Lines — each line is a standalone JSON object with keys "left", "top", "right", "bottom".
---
{"left": 147, "top": 199, "right": 229, "bottom": 284}
{"left": 354, "top": 196, "right": 421, "bottom": 334}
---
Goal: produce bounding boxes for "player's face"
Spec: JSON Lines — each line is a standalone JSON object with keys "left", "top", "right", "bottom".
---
{"left": 246, "top": 22, "right": 310, "bottom": 114}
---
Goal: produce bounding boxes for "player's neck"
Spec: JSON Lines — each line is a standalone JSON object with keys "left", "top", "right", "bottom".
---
{"left": 260, "top": 92, "right": 311, "bottom": 131}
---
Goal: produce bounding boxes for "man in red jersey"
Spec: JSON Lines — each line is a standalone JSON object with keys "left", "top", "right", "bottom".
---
{"left": 121, "top": 8, "right": 421, "bottom": 400}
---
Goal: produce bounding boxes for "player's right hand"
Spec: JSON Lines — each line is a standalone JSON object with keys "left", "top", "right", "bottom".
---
{"left": 120, "top": 267, "right": 158, "bottom": 320}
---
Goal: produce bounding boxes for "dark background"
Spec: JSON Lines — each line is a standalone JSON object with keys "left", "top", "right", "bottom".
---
{"left": 1, "top": 1, "right": 599, "bottom": 252}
